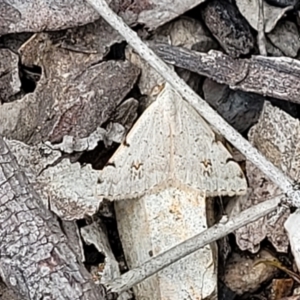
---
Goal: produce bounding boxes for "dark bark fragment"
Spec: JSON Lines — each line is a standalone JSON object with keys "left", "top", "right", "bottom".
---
{"left": 201, "top": 0, "right": 255, "bottom": 58}
{"left": 151, "top": 43, "right": 300, "bottom": 104}
{"left": 0, "top": 136, "right": 107, "bottom": 300}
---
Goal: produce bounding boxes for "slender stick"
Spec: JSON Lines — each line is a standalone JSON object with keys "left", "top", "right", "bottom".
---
{"left": 107, "top": 195, "right": 282, "bottom": 292}
{"left": 86, "top": 0, "right": 300, "bottom": 206}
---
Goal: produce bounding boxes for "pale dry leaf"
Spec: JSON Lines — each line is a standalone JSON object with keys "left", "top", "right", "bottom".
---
{"left": 0, "top": 22, "right": 139, "bottom": 147}
{"left": 0, "top": 0, "right": 100, "bottom": 35}
{"left": 236, "top": 0, "right": 293, "bottom": 33}
{"left": 267, "top": 20, "right": 300, "bottom": 57}
{"left": 115, "top": 0, "right": 207, "bottom": 30}
{"left": 155, "top": 16, "right": 218, "bottom": 51}
{"left": 5, "top": 138, "right": 102, "bottom": 220}
{"left": 235, "top": 101, "right": 300, "bottom": 253}
{"left": 98, "top": 84, "right": 247, "bottom": 299}
{"left": 46, "top": 123, "right": 126, "bottom": 154}
{"left": 0, "top": 49, "right": 21, "bottom": 103}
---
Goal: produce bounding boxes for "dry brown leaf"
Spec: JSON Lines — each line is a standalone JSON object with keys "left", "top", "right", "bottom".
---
{"left": 223, "top": 250, "right": 278, "bottom": 295}
{"left": 202, "top": 79, "right": 264, "bottom": 133}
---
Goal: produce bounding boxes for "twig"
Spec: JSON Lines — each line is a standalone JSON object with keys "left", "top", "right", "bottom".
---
{"left": 86, "top": 0, "right": 300, "bottom": 207}
{"left": 257, "top": 0, "right": 267, "bottom": 55}
{"left": 106, "top": 195, "right": 282, "bottom": 292}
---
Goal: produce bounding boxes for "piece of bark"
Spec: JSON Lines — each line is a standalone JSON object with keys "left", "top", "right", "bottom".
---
{"left": 201, "top": 0, "right": 255, "bottom": 58}
{"left": 151, "top": 43, "right": 300, "bottom": 104}
{"left": 202, "top": 79, "right": 264, "bottom": 133}
{"left": 5, "top": 139, "right": 102, "bottom": 220}
{"left": 265, "top": 0, "right": 299, "bottom": 7}
{"left": 0, "top": 0, "right": 100, "bottom": 36}
{"left": 0, "top": 22, "right": 139, "bottom": 147}
{"left": 0, "top": 136, "right": 107, "bottom": 299}
{"left": 234, "top": 101, "right": 300, "bottom": 253}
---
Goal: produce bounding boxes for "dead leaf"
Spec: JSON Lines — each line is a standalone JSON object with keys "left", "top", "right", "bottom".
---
{"left": 236, "top": 0, "right": 293, "bottom": 33}
{"left": 271, "top": 278, "right": 294, "bottom": 300}
{"left": 267, "top": 20, "right": 300, "bottom": 57}
{"left": 223, "top": 250, "right": 278, "bottom": 295}
{"left": 235, "top": 101, "right": 300, "bottom": 253}
{"left": 202, "top": 78, "right": 264, "bottom": 133}
{"left": 201, "top": 0, "right": 255, "bottom": 57}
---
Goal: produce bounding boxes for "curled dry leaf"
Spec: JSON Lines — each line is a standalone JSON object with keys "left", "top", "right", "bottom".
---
{"left": 0, "top": 49, "right": 21, "bottom": 103}
{"left": 0, "top": 19, "right": 140, "bottom": 149}
{"left": 0, "top": 0, "right": 100, "bottom": 35}
{"left": 235, "top": 0, "right": 293, "bottom": 33}
{"left": 5, "top": 138, "right": 102, "bottom": 220}
{"left": 235, "top": 101, "right": 300, "bottom": 253}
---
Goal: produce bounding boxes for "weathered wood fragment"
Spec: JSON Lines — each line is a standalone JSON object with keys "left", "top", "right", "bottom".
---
{"left": 151, "top": 43, "right": 300, "bottom": 104}
{"left": 0, "top": 136, "right": 107, "bottom": 300}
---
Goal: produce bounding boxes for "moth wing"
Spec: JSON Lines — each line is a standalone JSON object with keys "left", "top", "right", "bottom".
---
{"left": 97, "top": 87, "right": 174, "bottom": 200}
{"left": 171, "top": 89, "right": 247, "bottom": 196}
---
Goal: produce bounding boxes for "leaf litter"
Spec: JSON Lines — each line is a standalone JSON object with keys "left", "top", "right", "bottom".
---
{"left": 1, "top": 0, "right": 300, "bottom": 299}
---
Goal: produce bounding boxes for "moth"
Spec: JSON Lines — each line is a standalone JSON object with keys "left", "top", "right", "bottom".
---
{"left": 97, "top": 83, "right": 247, "bottom": 299}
